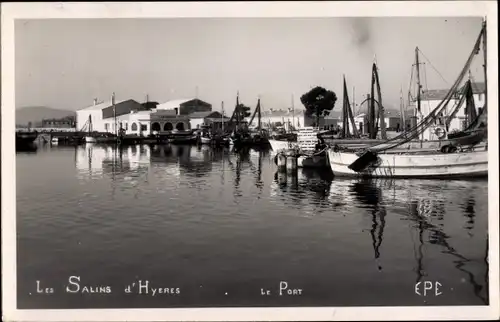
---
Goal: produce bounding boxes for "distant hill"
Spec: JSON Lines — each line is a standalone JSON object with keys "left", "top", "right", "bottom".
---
{"left": 16, "top": 106, "right": 76, "bottom": 126}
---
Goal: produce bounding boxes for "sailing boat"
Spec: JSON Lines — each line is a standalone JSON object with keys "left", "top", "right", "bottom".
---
{"left": 84, "top": 94, "right": 119, "bottom": 144}
{"left": 268, "top": 95, "right": 300, "bottom": 153}
{"left": 327, "top": 21, "right": 488, "bottom": 178}
{"left": 329, "top": 54, "right": 488, "bottom": 151}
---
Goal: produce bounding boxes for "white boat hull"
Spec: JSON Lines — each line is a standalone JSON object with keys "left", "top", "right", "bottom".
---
{"left": 268, "top": 139, "right": 298, "bottom": 154}
{"left": 327, "top": 148, "right": 488, "bottom": 178}
{"left": 85, "top": 136, "right": 116, "bottom": 144}
{"left": 200, "top": 137, "right": 211, "bottom": 144}
{"left": 297, "top": 155, "right": 329, "bottom": 168}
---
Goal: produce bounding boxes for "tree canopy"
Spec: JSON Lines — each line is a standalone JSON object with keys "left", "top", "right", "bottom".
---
{"left": 300, "top": 86, "right": 338, "bottom": 125}
{"left": 236, "top": 104, "right": 252, "bottom": 119}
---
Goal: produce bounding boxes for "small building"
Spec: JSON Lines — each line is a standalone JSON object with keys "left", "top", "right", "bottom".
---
{"left": 189, "top": 111, "right": 230, "bottom": 130}
{"left": 41, "top": 117, "right": 75, "bottom": 128}
{"left": 156, "top": 98, "right": 212, "bottom": 115}
{"left": 251, "top": 109, "right": 321, "bottom": 131}
{"left": 323, "top": 116, "right": 342, "bottom": 129}
{"left": 414, "top": 81, "right": 485, "bottom": 140}
{"left": 113, "top": 109, "right": 191, "bottom": 136}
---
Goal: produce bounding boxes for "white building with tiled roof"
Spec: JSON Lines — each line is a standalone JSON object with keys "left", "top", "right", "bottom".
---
{"left": 156, "top": 98, "right": 212, "bottom": 115}
{"left": 76, "top": 97, "right": 144, "bottom": 133}
{"left": 76, "top": 96, "right": 203, "bottom": 136}
{"left": 415, "top": 81, "right": 485, "bottom": 140}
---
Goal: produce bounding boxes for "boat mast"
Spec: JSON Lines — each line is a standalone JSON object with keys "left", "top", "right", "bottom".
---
{"left": 482, "top": 20, "right": 487, "bottom": 113}
{"left": 112, "top": 92, "right": 116, "bottom": 136}
{"left": 352, "top": 86, "right": 356, "bottom": 117}
{"left": 342, "top": 75, "right": 348, "bottom": 137}
{"left": 221, "top": 101, "right": 225, "bottom": 132}
{"left": 415, "top": 47, "right": 423, "bottom": 144}
{"left": 400, "top": 85, "right": 406, "bottom": 132}
{"left": 257, "top": 97, "right": 261, "bottom": 131}
{"left": 291, "top": 94, "right": 295, "bottom": 131}
{"left": 370, "top": 66, "right": 376, "bottom": 139}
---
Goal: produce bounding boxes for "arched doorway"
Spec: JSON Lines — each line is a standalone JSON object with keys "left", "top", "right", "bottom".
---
{"left": 164, "top": 122, "right": 173, "bottom": 131}
{"left": 175, "top": 122, "right": 185, "bottom": 131}
{"left": 151, "top": 122, "right": 161, "bottom": 132}
{"left": 131, "top": 123, "right": 138, "bottom": 131}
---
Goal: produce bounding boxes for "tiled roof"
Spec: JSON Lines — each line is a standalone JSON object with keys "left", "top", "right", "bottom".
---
{"left": 156, "top": 98, "right": 195, "bottom": 110}
{"left": 189, "top": 111, "right": 215, "bottom": 118}
{"left": 79, "top": 99, "right": 129, "bottom": 111}
{"left": 420, "top": 82, "right": 485, "bottom": 101}
{"left": 420, "top": 89, "right": 450, "bottom": 101}
{"left": 260, "top": 109, "right": 305, "bottom": 117}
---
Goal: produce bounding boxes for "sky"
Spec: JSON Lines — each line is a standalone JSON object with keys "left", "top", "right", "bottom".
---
{"left": 15, "top": 17, "right": 485, "bottom": 114}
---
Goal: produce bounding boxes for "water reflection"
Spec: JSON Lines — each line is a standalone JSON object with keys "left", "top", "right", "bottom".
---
{"left": 352, "top": 179, "right": 488, "bottom": 304}
{"left": 349, "top": 180, "right": 387, "bottom": 270}
{"left": 75, "top": 144, "right": 150, "bottom": 179}
{"left": 18, "top": 144, "right": 490, "bottom": 307}
{"left": 16, "top": 144, "right": 38, "bottom": 154}
{"left": 269, "top": 174, "right": 488, "bottom": 303}
{"left": 463, "top": 198, "right": 476, "bottom": 233}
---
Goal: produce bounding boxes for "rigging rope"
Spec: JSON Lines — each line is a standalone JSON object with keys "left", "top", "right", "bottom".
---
{"left": 338, "top": 25, "right": 485, "bottom": 154}
{"left": 418, "top": 48, "right": 450, "bottom": 86}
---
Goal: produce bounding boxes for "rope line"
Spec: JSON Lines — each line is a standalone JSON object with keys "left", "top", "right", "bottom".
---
{"left": 418, "top": 48, "right": 450, "bottom": 86}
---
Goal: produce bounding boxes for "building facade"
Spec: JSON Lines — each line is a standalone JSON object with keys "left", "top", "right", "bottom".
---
{"left": 41, "top": 117, "right": 76, "bottom": 128}
{"left": 109, "top": 109, "right": 191, "bottom": 136}
{"left": 247, "top": 109, "right": 321, "bottom": 131}
{"left": 156, "top": 98, "right": 212, "bottom": 115}
{"left": 76, "top": 97, "right": 214, "bottom": 136}
{"left": 414, "top": 82, "right": 485, "bottom": 140}
{"left": 76, "top": 98, "right": 145, "bottom": 132}
{"left": 189, "top": 111, "right": 230, "bottom": 130}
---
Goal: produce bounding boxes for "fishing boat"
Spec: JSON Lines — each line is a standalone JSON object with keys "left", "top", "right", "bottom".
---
{"left": 200, "top": 136, "right": 211, "bottom": 145}
{"left": 84, "top": 93, "right": 121, "bottom": 144}
{"left": 268, "top": 137, "right": 297, "bottom": 152}
{"left": 168, "top": 130, "right": 197, "bottom": 144}
{"left": 327, "top": 61, "right": 462, "bottom": 151}
{"left": 85, "top": 133, "right": 118, "bottom": 144}
{"left": 224, "top": 94, "right": 269, "bottom": 148}
{"left": 50, "top": 136, "right": 59, "bottom": 145}
{"left": 16, "top": 129, "right": 38, "bottom": 147}
{"left": 328, "top": 21, "right": 489, "bottom": 179}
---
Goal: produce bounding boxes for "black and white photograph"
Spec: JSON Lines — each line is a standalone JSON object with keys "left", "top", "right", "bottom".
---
{"left": 2, "top": 2, "right": 498, "bottom": 321}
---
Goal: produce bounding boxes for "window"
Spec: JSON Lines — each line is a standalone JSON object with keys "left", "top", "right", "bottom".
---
{"left": 125, "top": 123, "right": 128, "bottom": 130}
{"left": 141, "top": 124, "right": 148, "bottom": 131}
{"left": 164, "top": 122, "right": 173, "bottom": 131}
{"left": 131, "top": 123, "right": 138, "bottom": 131}
{"left": 104, "top": 123, "right": 109, "bottom": 131}
{"left": 175, "top": 122, "right": 185, "bottom": 131}
{"left": 151, "top": 122, "right": 161, "bottom": 132}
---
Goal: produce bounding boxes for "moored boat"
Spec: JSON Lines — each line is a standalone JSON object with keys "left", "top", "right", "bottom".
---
{"left": 327, "top": 21, "right": 489, "bottom": 179}
{"left": 168, "top": 130, "right": 197, "bottom": 144}
{"left": 16, "top": 130, "right": 38, "bottom": 147}
{"left": 327, "top": 148, "right": 488, "bottom": 178}
{"left": 85, "top": 133, "right": 118, "bottom": 144}
{"left": 200, "top": 136, "right": 212, "bottom": 145}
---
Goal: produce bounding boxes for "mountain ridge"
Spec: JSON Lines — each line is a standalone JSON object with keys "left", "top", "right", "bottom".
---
{"left": 16, "top": 106, "right": 76, "bottom": 126}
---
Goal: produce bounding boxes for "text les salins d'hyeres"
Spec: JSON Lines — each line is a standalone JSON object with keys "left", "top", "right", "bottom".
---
{"left": 34, "top": 276, "right": 180, "bottom": 296}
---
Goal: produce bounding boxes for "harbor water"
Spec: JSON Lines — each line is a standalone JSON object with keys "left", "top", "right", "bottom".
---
{"left": 16, "top": 144, "right": 489, "bottom": 308}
